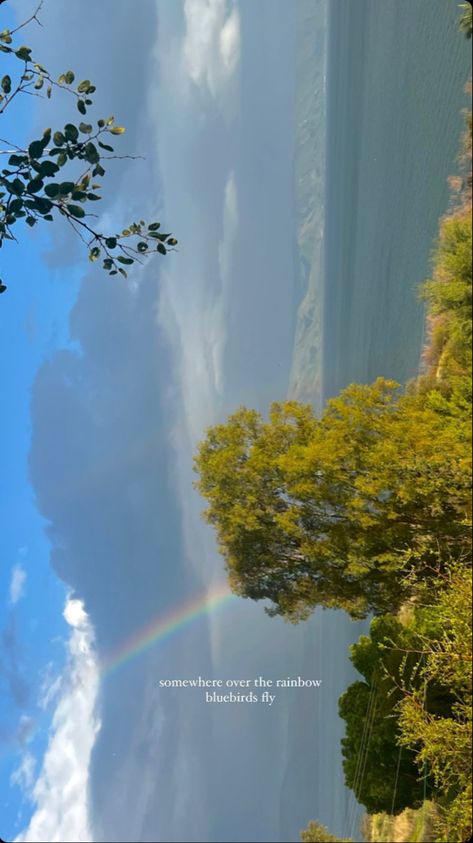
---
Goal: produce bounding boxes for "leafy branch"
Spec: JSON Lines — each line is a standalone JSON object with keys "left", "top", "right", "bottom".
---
{"left": 0, "top": 2, "right": 176, "bottom": 294}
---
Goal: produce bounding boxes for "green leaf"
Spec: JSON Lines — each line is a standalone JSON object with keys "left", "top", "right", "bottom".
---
{"left": 137, "top": 242, "right": 148, "bottom": 252}
{"left": 64, "top": 70, "right": 75, "bottom": 84}
{"left": 28, "top": 140, "right": 45, "bottom": 159}
{"left": 9, "top": 198, "right": 23, "bottom": 214}
{"left": 31, "top": 196, "right": 53, "bottom": 215}
{"left": 157, "top": 243, "right": 167, "bottom": 255}
{"left": 27, "top": 177, "right": 44, "bottom": 194}
{"left": 98, "top": 141, "right": 114, "bottom": 152}
{"left": 84, "top": 142, "right": 100, "bottom": 164}
{"left": 118, "top": 268, "right": 128, "bottom": 278}
{"left": 103, "top": 258, "right": 113, "bottom": 270}
{"left": 89, "top": 246, "right": 100, "bottom": 262}
{"left": 15, "top": 46, "right": 32, "bottom": 61}
{"left": 167, "top": 238, "right": 178, "bottom": 246}
{"left": 57, "top": 153, "right": 67, "bottom": 168}
{"left": 10, "top": 178, "right": 25, "bottom": 195}
{"left": 8, "top": 154, "right": 28, "bottom": 167}
{"left": 148, "top": 222, "right": 160, "bottom": 231}
{"left": 26, "top": 216, "right": 37, "bottom": 227}
{"left": 109, "top": 126, "right": 126, "bottom": 135}
{"left": 58, "top": 182, "right": 75, "bottom": 195}
{"left": 79, "top": 122, "right": 93, "bottom": 134}
{"left": 105, "top": 237, "right": 117, "bottom": 249}
{"left": 87, "top": 193, "right": 101, "bottom": 201}
{"left": 77, "top": 79, "right": 92, "bottom": 93}
{"left": 39, "top": 160, "right": 60, "bottom": 177}
{"left": 77, "top": 99, "right": 86, "bottom": 115}
{"left": 34, "top": 75, "right": 44, "bottom": 90}
{"left": 64, "top": 124, "right": 79, "bottom": 142}
{"left": 117, "top": 256, "right": 133, "bottom": 265}
{"left": 44, "top": 183, "right": 60, "bottom": 198}
{"left": 66, "top": 204, "right": 85, "bottom": 218}
{"left": 0, "top": 284, "right": 7, "bottom": 294}
{"left": 92, "top": 164, "right": 105, "bottom": 178}
{"left": 1, "top": 74, "right": 11, "bottom": 93}
{"left": 53, "top": 132, "right": 66, "bottom": 147}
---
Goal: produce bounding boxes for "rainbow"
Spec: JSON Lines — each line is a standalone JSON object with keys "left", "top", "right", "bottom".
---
{"left": 100, "top": 581, "right": 238, "bottom": 677}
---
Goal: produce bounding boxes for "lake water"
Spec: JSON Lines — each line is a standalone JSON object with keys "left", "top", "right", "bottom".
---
{"left": 323, "top": 0, "right": 471, "bottom": 399}
{"left": 281, "top": 1, "right": 472, "bottom": 840}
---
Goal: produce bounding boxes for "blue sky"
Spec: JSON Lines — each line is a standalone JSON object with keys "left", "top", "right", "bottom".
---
{"left": 0, "top": 3, "right": 82, "bottom": 835}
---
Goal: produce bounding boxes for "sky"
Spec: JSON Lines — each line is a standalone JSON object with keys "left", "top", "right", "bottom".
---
{"left": 1, "top": 2, "right": 330, "bottom": 841}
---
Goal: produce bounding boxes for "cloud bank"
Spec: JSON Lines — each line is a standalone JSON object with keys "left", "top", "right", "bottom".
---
{"left": 14, "top": 599, "right": 100, "bottom": 843}
{"left": 182, "top": 0, "right": 240, "bottom": 101}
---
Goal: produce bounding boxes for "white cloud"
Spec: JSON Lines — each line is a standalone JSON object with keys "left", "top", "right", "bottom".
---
{"left": 156, "top": 171, "right": 239, "bottom": 582}
{"left": 11, "top": 752, "right": 36, "bottom": 792}
{"left": 15, "top": 598, "right": 101, "bottom": 843}
{"left": 9, "top": 564, "right": 27, "bottom": 604}
{"left": 158, "top": 169, "right": 238, "bottom": 445}
{"left": 219, "top": 170, "right": 239, "bottom": 286}
{"left": 219, "top": 6, "right": 240, "bottom": 75}
{"left": 182, "top": 0, "right": 240, "bottom": 101}
{"left": 38, "top": 663, "right": 63, "bottom": 711}
{"left": 63, "top": 598, "right": 88, "bottom": 628}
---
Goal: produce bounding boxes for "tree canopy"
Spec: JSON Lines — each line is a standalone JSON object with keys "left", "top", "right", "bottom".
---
{"left": 396, "top": 564, "right": 472, "bottom": 841}
{"left": 339, "top": 615, "right": 440, "bottom": 814}
{"left": 0, "top": 1, "right": 176, "bottom": 294}
{"left": 299, "top": 820, "right": 351, "bottom": 842}
{"left": 194, "top": 378, "right": 471, "bottom": 621}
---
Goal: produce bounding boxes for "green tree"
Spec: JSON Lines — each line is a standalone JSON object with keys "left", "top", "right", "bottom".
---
{"left": 338, "top": 615, "right": 443, "bottom": 814}
{"left": 338, "top": 565, "right": 472, "bottom": 835}
{"left": 0, "top": 2, "right": 176, "bottom": 294}
{"left": 299, "top": 820, "right": 351, "bottom": 842}
{"left": 194, "top": 379, "right": 471, "bottom": 621}
{"left": 396, "top": 565, "right": 472, "bottom": 842}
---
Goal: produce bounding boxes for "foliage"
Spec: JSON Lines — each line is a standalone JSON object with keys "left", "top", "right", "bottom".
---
{"left": 299, "top": 820, "right": 351, "bottom": 842}
{"left": 416, "top": 103, "right": 472, "bottom": 405}
{"left": 0, "top": 1, "right": 176, "bottom": 294}
{"left": 338, "top": 563, "right": 472, "bottom": 835}
{"left": 396, "top": 565, "right": 472, "bottom": 842}
{"left": 458, "top": 2, "right": 472, "bottom": 39}
{"left": 339, "top": 616, "right": 439, "bottom": 814}
{"left": 362, "top": 801, "right": 439, "bottom": 843}
{"left": 420, "top": 212, "right": 472, "bottom": 397}
{"left": 194, "top": 378, "right": 471, "bottom": 621}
